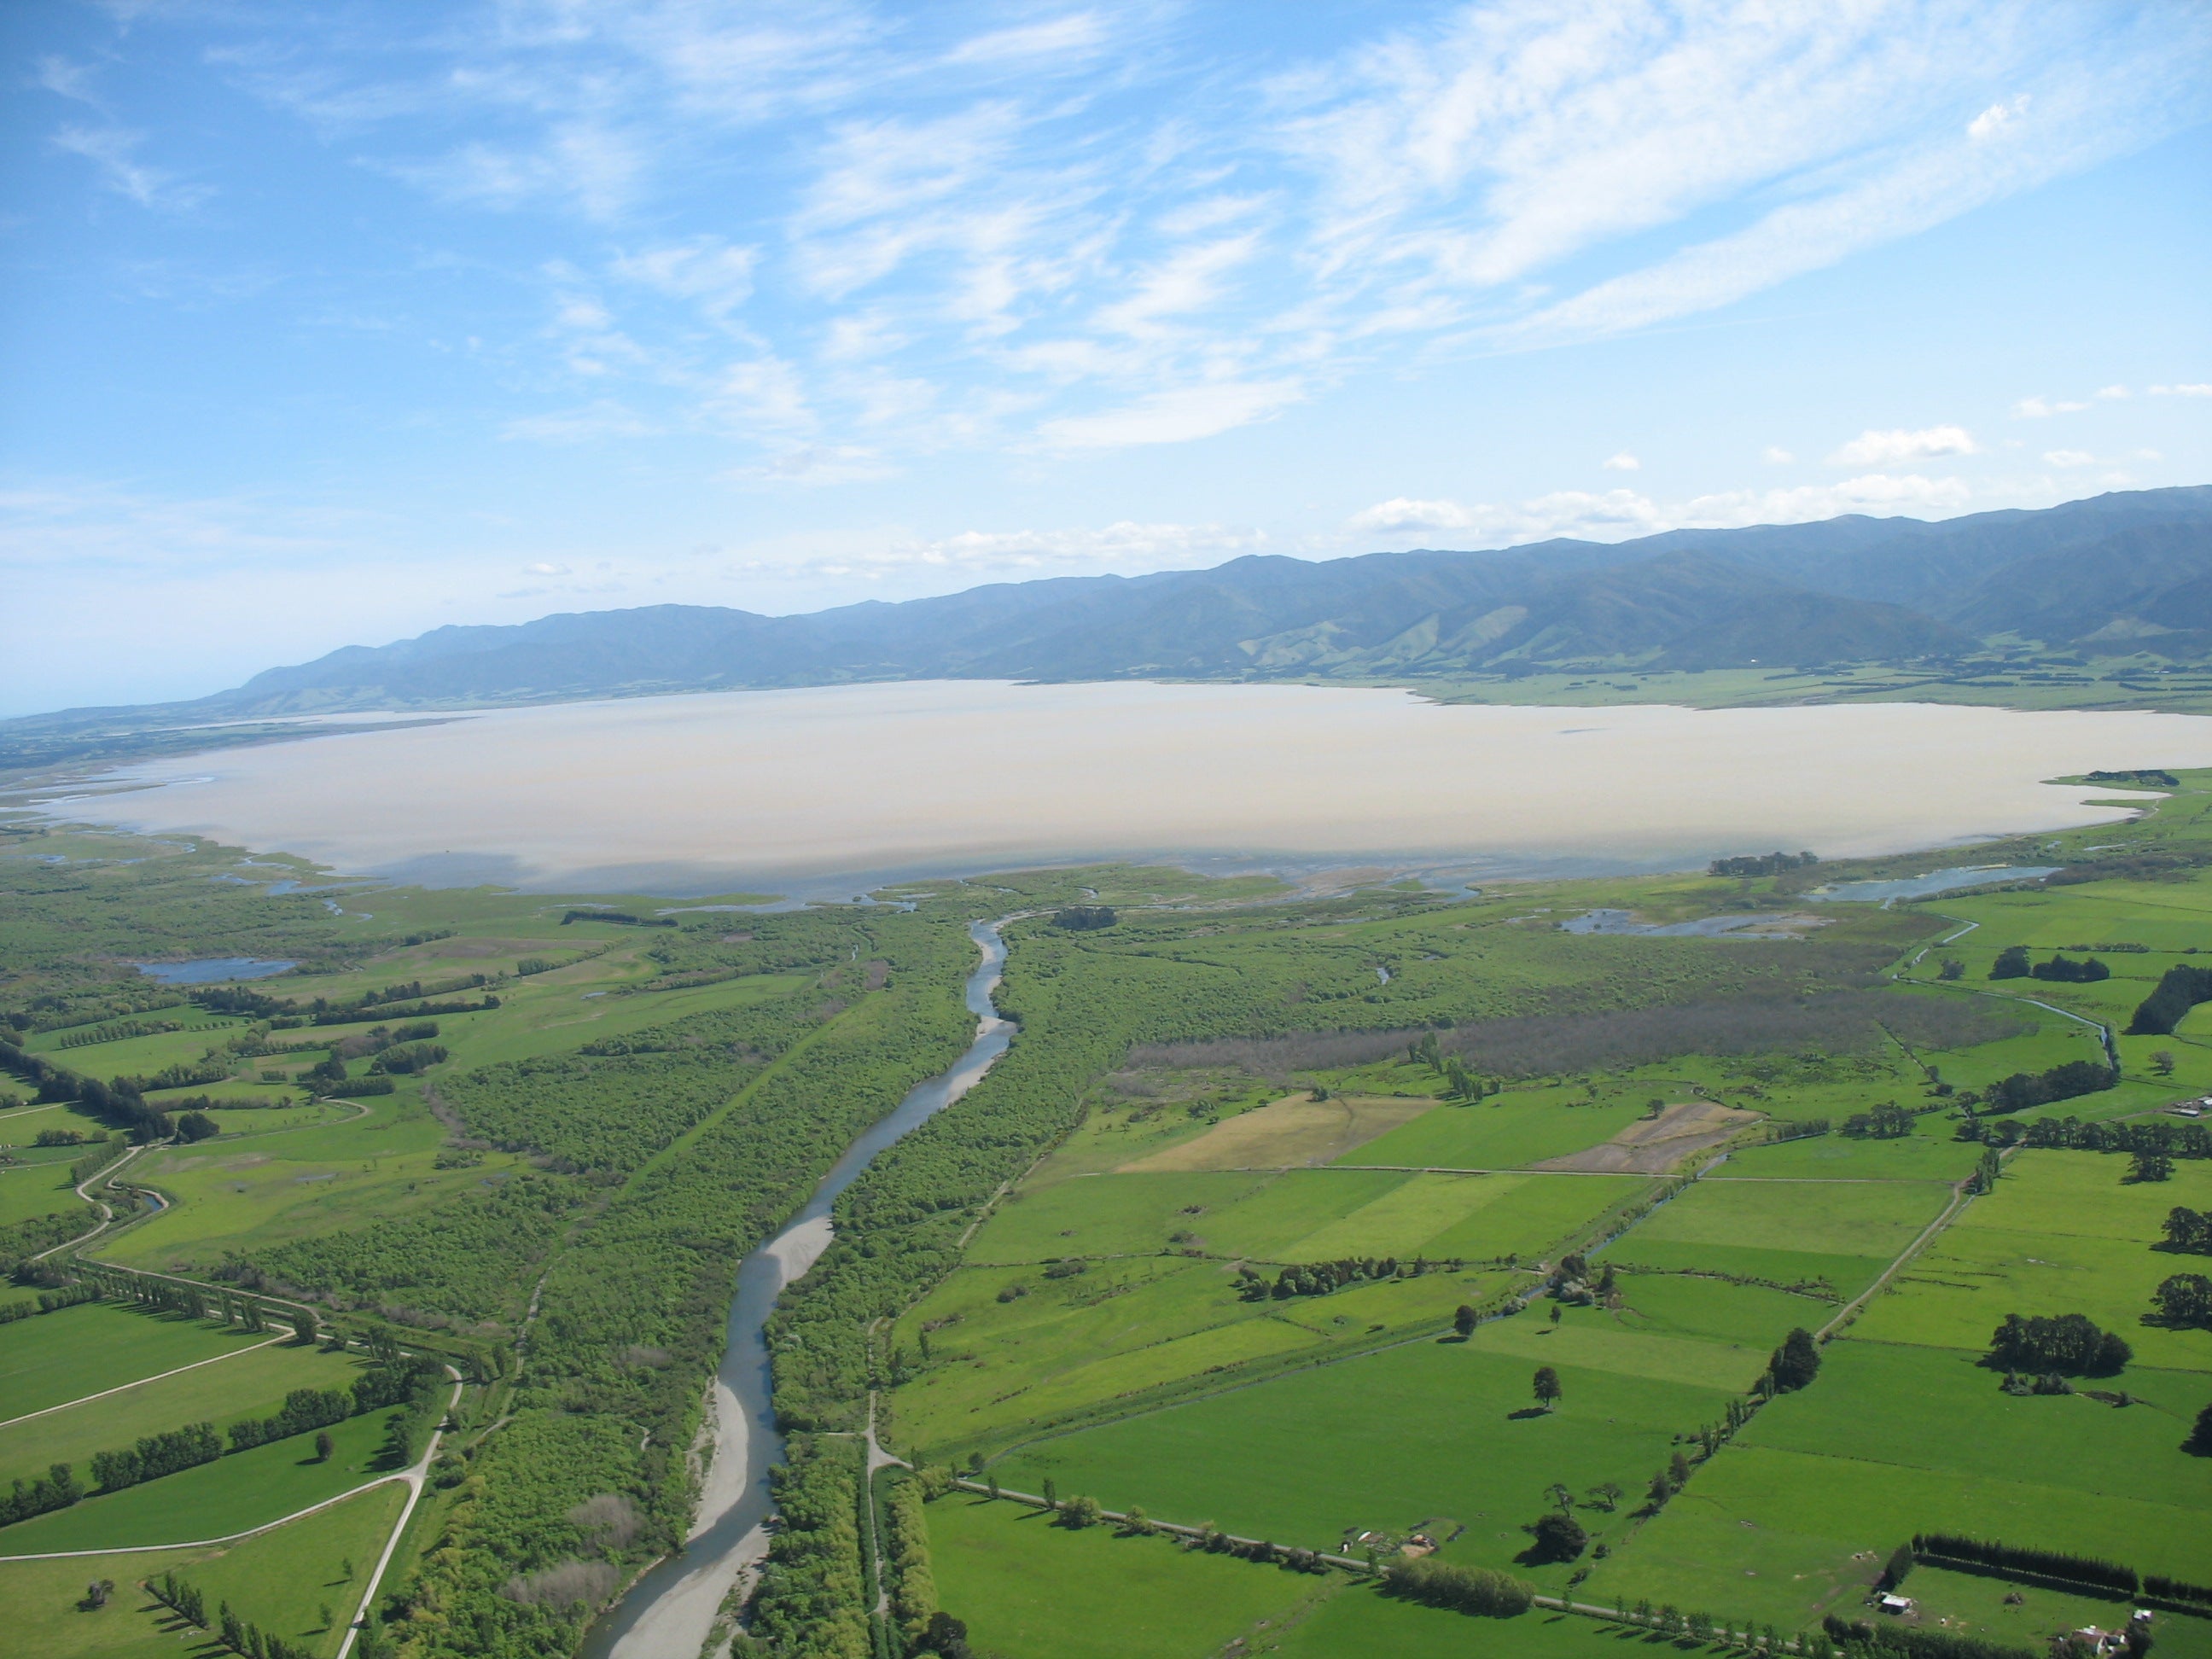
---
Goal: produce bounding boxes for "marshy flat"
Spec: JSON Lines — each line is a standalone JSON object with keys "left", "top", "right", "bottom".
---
{"left": 40, "top": 679, "right": 2212, "bottom": 894}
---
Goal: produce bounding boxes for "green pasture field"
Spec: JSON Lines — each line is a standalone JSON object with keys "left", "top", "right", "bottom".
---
{"left": 197, "top": 1102, "right": 351, "bottom": 1135}
{"left": 994, "top": 1330, "right": 1738, "bottom": 1588}
{"left": 1714, "top": 1131, "right": 1977, "bottom": 1182}
{"left": 924, "top": 1491, "right": 1330, "bottom": 1659}
{"left": 0, "top": 1339, "right": 367, "bottom": 1488}
{"left": 0, "top": 1138, "right": 93, "bottom": 1165}
{"left": 1745, "top": 1339, "right": 2212, "bottom": 1519}
{"left": 1849, "top": 1150, "right": 2212, "bottom": 1370}
{"left": 890, "top": 1256, "right": 1516, "bottom": 1459}
{"left": 0, "top": 1302, "right": 267, "bottom": 1420}
{"left": 143, "top": 1080, "right": 306, "bottom": 1109}
{"left": 1468, "top": 1296, "right": 1778, "bottom": 1392}
{"left": 1256, "top": 1587, "right": 1698, "bottom": 1659}
{"left": 91, "top": 1093, "right": 527, "bottom": 1277}
{"left": 1603, "top": 1176, "right": 1944, "bottom": 1298}
{"left": 1897, "top": 1565, "right": 2212, "bottom": 1659}
{"left": 20, "top": 1004, "right": 247, "bottom": 1058}
{"left": 0, "top": 1405, "right": 395, "bottom": 1551}
{"left": 1606, "top": 1272, "right": 1836, "bottom": 1350}
{"left": 1586, "top": 1441, "right": 2212, "bottom": 1633}
{"left": 963, "top": 1164, "right": 1637, "bottom": 1273}
{"left": 0, "top": 1476, "right": 406, "bottom": 1659}
{"left": 0, "top": 1160, "right": 89, "bottom": 1227}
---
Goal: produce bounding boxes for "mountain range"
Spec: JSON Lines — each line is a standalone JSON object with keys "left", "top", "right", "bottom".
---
{"left": 16, "top": 486, "right": 2212, "bottom": 737}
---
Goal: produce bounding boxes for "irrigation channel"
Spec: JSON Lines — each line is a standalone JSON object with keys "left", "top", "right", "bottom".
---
{"left": 585, "top": 919, "right": 1016, "bottom": 1659}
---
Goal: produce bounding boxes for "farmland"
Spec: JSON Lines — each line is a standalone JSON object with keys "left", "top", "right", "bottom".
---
{"left": 4, "top": 771, "right": 2212, "bottom": 1659}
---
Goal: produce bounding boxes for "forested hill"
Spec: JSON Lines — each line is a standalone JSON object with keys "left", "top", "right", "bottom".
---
{"left": 17, "top": 485, "right": 2212, "bottom": 734}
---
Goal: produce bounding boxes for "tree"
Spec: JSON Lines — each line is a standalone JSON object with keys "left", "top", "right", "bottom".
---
{"left": 82, "top": 1579, "right": 114, "bottom": 1610}
{"left": 2186, "top": 1400, "right": 2212, "bottom": 1455}
{"left": 175, "top": 1110, "right": 218, "bottom": 1143}
{"left": 1990, "top": 946, "right": 2031, "bottom": 980}
{"left": 1549, "top": 1303, "right": 1563, "bottom": 1326}
{"left": 1059, "top": 1493, "right": 1102, "bottom": 1529}
{"left": 1532, "top": 1365, "right": 1562, "bottom": 1412}
{"left": 1769, "top": 1327, "right": 1821, "bottom": 1393}
{"left": 2132, "top": 1152, "right": 2175, "bottom": 1184}
{"left": 2153, "top": 1050, "right": 2178, "bottom": 1076}
{"left": 292, "top": 1309, "right": 317, "bottom": 1345}
{"left": 318, "top": 1605, "right": 334, "bottom": 1631}
{"left": 1453, "top": 1304, "right": 1477, "bottom": 1337}
{"left": 2151, "top": 1273, "right": 2212, "bottom": 1330}
{"left": 920, "top": 1611, "right": 972, "bottom": 1658}
{"left": 1587, "top": 1481, "right": 1623, "bottom": 1512}
{"left": 1545, "top": 1481, "right": 1574, "bottom": 1515}
{"left": 314, "top": 1431, "right": 335, "bottom": 1464}
{"left": 1040, "top": 1477, "right": 1057, "bottom": 1511}
{"left": 1522, "top": 1511, "right": 1587, "bottom": 1563}
{"left": 1939, "top": 959, "right": 1965, "bottom": 981}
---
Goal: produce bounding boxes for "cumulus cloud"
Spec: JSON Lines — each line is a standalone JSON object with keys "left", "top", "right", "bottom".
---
{"left": 1968, "top": 95, "right": 2029, "bottom": 141}
{"left": 1347, "top": 498, "right": 1476, "bottom": 533}
{"left": 1827, "top": 425, "right": 1979, "bottom": 465}
{"left": 1603, "top": 453, "right": 1640, "bottom": 472}
{"left": 2095, "top": 384, "right": 2131, "bottom": 399}
{"left": 1348, "top": 473, "right": 1979, "bottom": 550}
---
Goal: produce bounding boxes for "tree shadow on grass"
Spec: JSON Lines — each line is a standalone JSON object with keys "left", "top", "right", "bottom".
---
{"left": 1505, "top": 1406, "right": 1550, "bottom": 1421}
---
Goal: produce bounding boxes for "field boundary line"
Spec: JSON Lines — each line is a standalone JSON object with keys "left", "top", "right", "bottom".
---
{"left": 30, "top": 1141, "right": 150, "bottom": 1263}
{"left": 0, "top": 1470, "right": 410, "bottom": 1561}
{"left": 0, "top": 1333, "right": 285, "bottom": 1430}
{"left": 1815, "top": 1176, "right": 1974, "bottom": 1342}
{"left": 335, "top": 1369, "right": 463, "bottom": 1659}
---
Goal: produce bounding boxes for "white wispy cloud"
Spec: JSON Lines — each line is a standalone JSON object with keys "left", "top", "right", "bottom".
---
{"left": 2013, "top": 394, "right": 2088, "bottom": 416}
{"left": 1038, "top": 380, "right": 1304, "bottom": 450}
{"left": 50, "top": 124, "right": 207, "bottom": 209}
{"left": 1603, "top": 453, "right": 1639, "bottom": 472}
{"left": 191, "top": 0, "right": 2212, "bottom": 463}
{"left": 2042, "top": 449, "right": 2095, "bottom": 467}
{"left": 1828, "top": 426, "right": 1979, "bottom": 465}
{"left": 2151, "top": 383, "right": 2212, "bottom": 397}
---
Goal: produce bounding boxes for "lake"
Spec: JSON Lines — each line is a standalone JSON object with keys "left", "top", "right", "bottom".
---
{"left": 36, "top": 680, "right": 2212, "bottom": 896}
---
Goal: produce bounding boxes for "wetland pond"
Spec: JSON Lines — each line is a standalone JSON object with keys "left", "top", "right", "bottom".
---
{"left": 38, "top": 680, "right": 2212, "bottom": 895}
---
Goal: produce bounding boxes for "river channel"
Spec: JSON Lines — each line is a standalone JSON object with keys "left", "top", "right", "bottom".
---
{"left": 585, "top": 919, "right": 1016, "bottom": 1659}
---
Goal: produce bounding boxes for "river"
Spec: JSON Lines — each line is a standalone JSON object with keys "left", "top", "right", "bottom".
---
{"left": 584, "top": 918, "right": 1016, "bottom": 1659}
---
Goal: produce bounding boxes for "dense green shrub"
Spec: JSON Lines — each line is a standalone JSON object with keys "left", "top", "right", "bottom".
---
{"left": 1381, "top": 1557, "right": 1534, "bottom": 1616}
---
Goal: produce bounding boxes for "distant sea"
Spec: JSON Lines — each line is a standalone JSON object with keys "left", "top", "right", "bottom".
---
{"left": 33, "top": 681, "right": 2212, "bottom": 897}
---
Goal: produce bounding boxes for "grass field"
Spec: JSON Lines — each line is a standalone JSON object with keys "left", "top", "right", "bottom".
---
{"left": 925, "top": 1492, "right": 1330, "bottom": 1659}
{"left": 0, "top": 1477, "right": 405, "bottom": 1659}
{"left": 1601, "top": 1175, "right": 1947, "bottom": 1298}
{"left": 0, "top": 1338, "right": 368, "bottom": 1488}
{"left": 1585, "top": 1150, "right": 2212, "bottom": 1634}
{"left": 1256, "top": 1586, "right": 1717, "bottom": 1659}
{"left": 0, "top": 1302, "right": 269, "bottom": 1421}
{"left": 1849, "top": 1150, "right": 2212, "bottom": 1370}
{"left": 0, "top": 1161, "right": 89, "bottom": 1228}
{"left": 91, "top": 1091, "right": 528, "bottom": 1278}
{"left": 0, "top": 1406, "right": 396, "bottom": 1551}
{"left": 992, "top": 1322, "right": 1740, "bottom": 1587}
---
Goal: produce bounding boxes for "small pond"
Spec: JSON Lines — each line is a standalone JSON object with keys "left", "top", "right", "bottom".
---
{"left": 132, "top": 958, "right": 298, "bottom": 985}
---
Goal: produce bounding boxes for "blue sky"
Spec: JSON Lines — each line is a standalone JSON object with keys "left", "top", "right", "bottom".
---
{"left": 3, "top": 1, "right": 2209, "bottom": 715}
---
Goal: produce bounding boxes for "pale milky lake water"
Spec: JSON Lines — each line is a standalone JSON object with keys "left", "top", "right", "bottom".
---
{"left": 39, "top": 680, "right": 2212, "bottom": 896}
